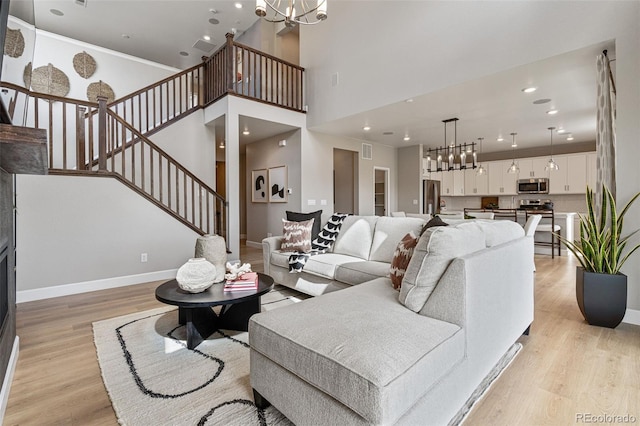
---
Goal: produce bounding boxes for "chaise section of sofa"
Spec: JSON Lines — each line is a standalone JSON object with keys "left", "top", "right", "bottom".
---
{"left": 250, "top": 220, "right": 534, "bottom": 425}
{"left": 263, "top": 215, "right": 426, "bottom": 296}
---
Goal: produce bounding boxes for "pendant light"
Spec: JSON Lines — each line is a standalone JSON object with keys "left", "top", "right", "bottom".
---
{"left": 507, "top": 133, "right": 519, "bottom": 174}
{"left": 476, "top": 137, "right": 486, "bottom": 175}
{"left": 545, "top": 126, "right": 559, "bottom": 171}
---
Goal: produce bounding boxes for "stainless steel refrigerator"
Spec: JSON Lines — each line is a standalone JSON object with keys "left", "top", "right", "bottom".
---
{"left": 423, "top": 179, "right": 441, "bottom": 215}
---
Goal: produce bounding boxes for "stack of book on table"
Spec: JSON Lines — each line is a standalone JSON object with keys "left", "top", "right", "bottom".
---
{"left": 224, "top": 272, "right": 258, "bottom": 292}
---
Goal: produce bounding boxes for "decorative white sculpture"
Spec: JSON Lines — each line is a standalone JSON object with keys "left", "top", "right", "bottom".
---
{"left": 176, "top": 258, "right": 216, "bottom": 293}
{"left": 224, "top": 262, "right": 252, "bottom": 281}
{"left": 194, "top": 234, "right": 227, "bottom": 283}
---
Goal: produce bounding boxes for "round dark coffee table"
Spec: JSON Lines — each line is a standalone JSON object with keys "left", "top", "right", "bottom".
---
{"left": 155, "top": 273, "right": 274, "bottom": 349}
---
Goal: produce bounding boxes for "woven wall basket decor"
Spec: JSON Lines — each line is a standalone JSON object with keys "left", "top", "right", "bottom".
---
{"left": 31, "top": 63, "right": 70, "bottom": 98}
{"left": 87, "top": 80, "right": 115, "bottom": 103}
{"left": 23, "top": 62, "right": 33, "bottom": 89}
{"left": 4, "top": 28, "right": 25, "bottom": 58}
{"left": 73, "top": 51, "right": 97, "bottom": 79}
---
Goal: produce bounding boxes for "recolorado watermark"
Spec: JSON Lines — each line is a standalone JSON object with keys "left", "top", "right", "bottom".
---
{"left": 576, "top": 413, "right": 637, "bottom": 423}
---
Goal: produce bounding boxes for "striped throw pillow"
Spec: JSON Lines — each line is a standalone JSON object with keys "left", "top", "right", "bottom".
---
{"left": 281, "top": 218, "right": 314, "bottom": 253}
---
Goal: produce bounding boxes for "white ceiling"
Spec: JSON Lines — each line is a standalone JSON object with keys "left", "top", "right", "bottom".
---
{"left": 9, "top": 2, "right": 612, "bottom": 154}
{"left": 310, "top": 41, "right": 613, "bottom": 154}
{"left": 12, "top": 0, "right": 261, "bottom": 69}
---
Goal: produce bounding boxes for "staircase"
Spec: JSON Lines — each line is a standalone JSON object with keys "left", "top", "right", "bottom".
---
{"left": 0, "top": 34, "right": 305, "bottom": 243}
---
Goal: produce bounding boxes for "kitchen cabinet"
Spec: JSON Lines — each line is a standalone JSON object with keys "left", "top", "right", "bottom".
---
{"left": 549, "top": 153, "right": 587, "bottom": 194}
{"left": 488, "top": 160, "right": 518, "bottom": 195}
{"left": 518, "top": 157, "right": 549, "bottom": 179}
{"left": 464, "top": 168, "right": 489, "bottom": 195}
{"left": 440, "top": 170, "right": 465, "bottom": 196}
{"left": 586, "top": 152, "right": 597, "bottom": 190}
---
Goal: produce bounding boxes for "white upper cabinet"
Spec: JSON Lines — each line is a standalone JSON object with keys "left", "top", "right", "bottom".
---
{"left": 518, "top": 157, "right": 549, "bottom": 179}
{"left": 464, "top": 168, "right": 488, "bottom": 195}
{"left": 488, "top": 160, "right": 518, "bottom": 195}
{"left": 549, "top": 153, "right": 587, "bottom": 194}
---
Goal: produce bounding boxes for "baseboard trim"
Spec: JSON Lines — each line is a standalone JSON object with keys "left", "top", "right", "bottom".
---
{"left": 16, "top": 269, "right": 178, "bottom": 303}
{"left": 623, "top": 308, "right": 640, "bottom": 326}
{"left": 245, "top": 240, "right": 262, "bottom": 249}
{"left": 0, "top": 336, "right": 19, "bottom": 423}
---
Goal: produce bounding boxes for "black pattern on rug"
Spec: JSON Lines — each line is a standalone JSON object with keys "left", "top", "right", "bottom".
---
{"left": 288, "top": 213, "right": 350, "bottom": 272}
{"left": 116, "top": 310, "right": 225, "bottom": 399}
{"left": 198, "top": 399, "right": 267, "bottom": 426}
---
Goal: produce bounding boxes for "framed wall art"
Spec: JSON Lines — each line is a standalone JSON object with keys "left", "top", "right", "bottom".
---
{"left": 268, "top": 166, "right": 287, "bottom": 203}
{"left": 251, "top": 169, "right": 268, "bottom": 203}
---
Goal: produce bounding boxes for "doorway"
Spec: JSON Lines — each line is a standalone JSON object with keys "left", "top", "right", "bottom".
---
{"left": 333, "top": 148, "right": 358, "bottom": 214}
{"left": 374, "top": 167, "right": 389, "bottom": 216}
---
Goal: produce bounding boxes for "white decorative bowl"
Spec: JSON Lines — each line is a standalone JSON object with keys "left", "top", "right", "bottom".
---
{"left": 176, "top": 258, "right": 216, "bottom": 293}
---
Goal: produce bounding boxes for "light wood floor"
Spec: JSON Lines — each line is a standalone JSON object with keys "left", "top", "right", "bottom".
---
{"left": 4, "top": 249, "right": 640, "bottom": 425}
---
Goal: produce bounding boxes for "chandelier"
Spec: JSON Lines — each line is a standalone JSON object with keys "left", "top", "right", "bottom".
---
{"left": 425, "top": 118, "right": 477, "bottom": 172}
{"left": 507, "top": 133, "right": 519, "bottom": 174}
{"left": 255, "top": 0, "right": 328, "bottom": 27}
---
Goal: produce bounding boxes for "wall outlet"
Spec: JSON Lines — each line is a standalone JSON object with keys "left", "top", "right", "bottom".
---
{"left": 320, "top": 199, "right": 327, "bottom": 206}
{"left": 413, "top": 199, "right": 418, "bottom": 205}
{"left": 140, "top": 253, "right": 148, "bottom": 263}
{"left": 267, "top": 232, "right": 273, "bottom": 237}
{"left": 308, "top": 199, "right": 316, "bottom": 205}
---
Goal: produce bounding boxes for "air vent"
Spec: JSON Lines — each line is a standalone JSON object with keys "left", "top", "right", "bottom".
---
{"left": 382, "top": 131, "right": 394, "bottom": 135}
{"left": 362, "top": 143, "right": 373, "bottom": 160}
{"left": 192, "top": 40, "right": 216, "bottom": 53}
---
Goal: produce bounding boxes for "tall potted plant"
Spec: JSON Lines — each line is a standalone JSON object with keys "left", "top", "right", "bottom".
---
{"left": 557, "top": 185, "right": 640, "bottom": 328}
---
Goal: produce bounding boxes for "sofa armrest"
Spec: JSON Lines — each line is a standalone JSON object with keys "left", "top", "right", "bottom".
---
{"left": 262, "top": 236, "right": 283, "bottom": 275}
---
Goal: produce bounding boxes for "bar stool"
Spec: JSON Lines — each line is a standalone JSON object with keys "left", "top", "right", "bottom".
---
{"left": 525, "top": 209, "right": 561, "bottom": 258}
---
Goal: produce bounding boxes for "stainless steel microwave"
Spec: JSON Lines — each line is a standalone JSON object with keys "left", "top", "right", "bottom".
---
{"left": 517, "top": 178, "right": 549, "bottom": 194}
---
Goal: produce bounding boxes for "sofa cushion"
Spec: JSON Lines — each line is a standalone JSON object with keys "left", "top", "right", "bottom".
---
{"left": 249, "top": 278, "right": 465, "bottom": 425}
{"left": 476, "top": 220, "right": 525, "bottom": 247}
{"left": 369, "top": 217, "right": 424, "bottom": 262}
{"left": 400, "top": 222, "right": 486, "bottom": 312}
{"left": 286, "top": 210, "right": 323, "bottom": 241}
{"left": 332, "top": 216, "right": 377, "bottom": 259}
{"left": 303, "top": 253, "right": 365, "bottom": 280}
{"left": 406, "top": 213, "right": 432, "bottom": 221}
{"left": 389, "top": 232, "right": 419, "bottom": 290}
{"left": 334, "top": 261, "right": 390, "bottom": 285}
{"left": 281, "top": 218, "right": 314, "bottom": 252}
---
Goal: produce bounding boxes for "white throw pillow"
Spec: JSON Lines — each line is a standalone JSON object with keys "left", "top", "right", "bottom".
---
{"left": 399, "top": 222, "right": 486, "bottom": 312}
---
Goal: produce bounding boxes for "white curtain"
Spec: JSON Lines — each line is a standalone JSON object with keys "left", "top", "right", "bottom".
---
{"left": 595, "top": 52, "right": 616, "bottom": 213}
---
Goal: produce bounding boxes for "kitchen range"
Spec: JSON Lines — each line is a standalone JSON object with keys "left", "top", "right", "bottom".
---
{"left": 518, "top": 199, "right": 554, "bottom": 210}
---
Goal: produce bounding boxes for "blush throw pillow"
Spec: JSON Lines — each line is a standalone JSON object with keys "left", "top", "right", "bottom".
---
{"left": 389, "top": 231, "right": 419, "bottom": 290}
{"left": 281, "top": 218, "right": 315, "bottom": 253}
{"left": 286, "top": 210, "right": 323, "bottom": 241}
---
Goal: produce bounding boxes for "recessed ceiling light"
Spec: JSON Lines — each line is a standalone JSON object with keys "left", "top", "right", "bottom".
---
{"left": 403, "top": 136, "right": 411, "bottom": 141}
{"left": 50, "top": 9, "right": 64, "bottom": 16}
{"left": 363, "top": 126, "right": 371, "bottom": 131}
{"left": 497, "top": 137, "right": 504, "bottom": 142}
{"left": 533, "top": 98, "right": 551, "bottom": 105}
{"left": 235, "top": 2, "right": 243, "bottom": 8}
{"left": 405, "top": 99, "right": 414, "bottom": 103}
{"left": 203, "top": 35, "right": 211, "bottom": 41}
{"left": 546, "top": 109, "right": 559, "bottom": 115}
{"left": 557, "top": 128, "right": 567, "bottom": 134}
{"left": 219, "top": 141, "right": 225, "bottom": 148}
{"left": 242, "top": 130, "right": 250, "bottom": 135}
{"left": 209, "top": 18, "right": 220, "bottom": 25}
{"left": 522, "top": 87, "right": 537, "bottom": 93}
{"left": 179, "top": 51, "right": 189, "bottom": 56}
{"left": 567, "top": 135, "right": 574, "bottom": 141}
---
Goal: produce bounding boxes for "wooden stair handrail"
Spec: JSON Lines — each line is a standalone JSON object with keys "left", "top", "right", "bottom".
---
{"left": 1, "top": 82, "right": 98, "bottom": 108}
{"left": 231, "top": 40, "right": 305, "bottom": 72}
{"left": 106, "top": 110, "right": 225, "bottom": 203}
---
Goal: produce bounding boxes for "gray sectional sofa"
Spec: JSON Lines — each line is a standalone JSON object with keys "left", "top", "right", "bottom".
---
{"left": 251, "top": 216, "right": 535, "bottom": 425}
{"left": 262, "top": 216, "right": 427, "bottom": 296}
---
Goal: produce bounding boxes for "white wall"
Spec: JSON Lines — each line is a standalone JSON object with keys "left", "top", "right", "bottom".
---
{"left": 245, "top": 130, "right": 302, "bottom": 243}
{"left": 300, "top": 1, "right": 640, "bottom": 314}
{"left": 149, "top": 110, "right": 217, "bottom": 188}
{"left": 15, "top": 175, "right": 199, "bottom": 295}
{"left": 31, "top": 29, "right": 177, "bottom": 102}
{"left": 300, "top": 131, "right": 397, "bottom": 222}
{"left": 397, "top": 145, "right": 422, "bottom": 214}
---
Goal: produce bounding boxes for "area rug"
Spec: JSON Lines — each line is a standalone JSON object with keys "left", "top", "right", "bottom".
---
{"left": 93, "top": 287, "right": 302, "bottom": 426}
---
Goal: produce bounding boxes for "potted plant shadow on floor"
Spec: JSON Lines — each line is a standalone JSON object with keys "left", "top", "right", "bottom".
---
{"left": 558, "top": 185, "right": 640, "bottom": 328}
